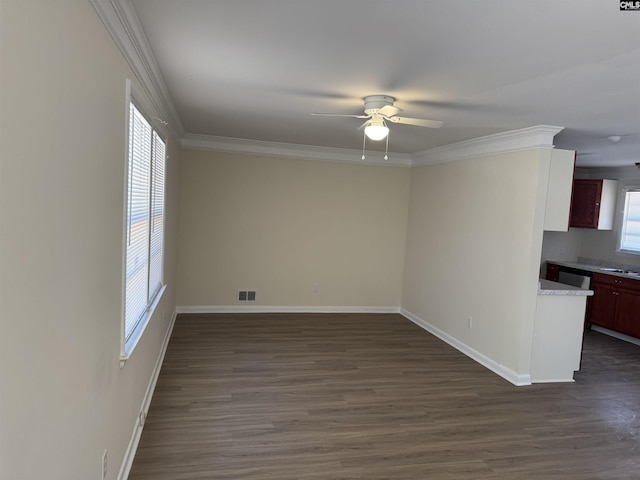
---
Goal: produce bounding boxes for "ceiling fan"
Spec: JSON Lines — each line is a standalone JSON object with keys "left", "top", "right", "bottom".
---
{"left": 311, "top": 95, "right": 443, "bottom": 142}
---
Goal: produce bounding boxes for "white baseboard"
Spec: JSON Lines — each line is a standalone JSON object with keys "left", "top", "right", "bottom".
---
{"left": 591, "top": 325, "right": 640, "bottom": 347}
{"left": 118, "top": 308, "right": 177, "bottom": 480}
{"left": 176, "top": 305, "right": 402, "bottom": 314}
{"left": 400, "top": 308, "right": 531, "bottom": 386}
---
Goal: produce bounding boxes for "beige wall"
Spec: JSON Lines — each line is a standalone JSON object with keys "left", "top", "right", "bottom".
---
{"left": 541, "top": 230, "right": 583, "bottom": 263}
{"left": 0, "top": 2, "right": 179, "bottom": 479}
{"left": 177, "top": 150, "right": 410, "bottom": 308}
{"left": 402, "top": 150, "right": 550, "bottom": 379}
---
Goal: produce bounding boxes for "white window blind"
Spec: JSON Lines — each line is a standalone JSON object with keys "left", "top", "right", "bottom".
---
{"left": 125, "top": 102, "right": 166, "bottom": 344}
{"left": 148, "top": 131, "right": 165, "bottom": 297}
{"left": 620, "top": 189, "right": 640, "bottom": 254}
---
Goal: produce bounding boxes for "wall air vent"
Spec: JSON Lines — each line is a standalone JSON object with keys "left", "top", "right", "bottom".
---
{"left": 238, "top": 290, "right": 257, "bottom": 302}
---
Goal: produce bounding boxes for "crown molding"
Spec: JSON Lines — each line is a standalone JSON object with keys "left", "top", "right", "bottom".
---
{"left": 182, "top": 127, "right": 565, "bottom": 167}
{"left": 411, "top": 125, "right": 565, "bottom": 166}
{"left": 181, "top": 134, "right": 413, "bottom": 167}
{"left": 89, "top": 0, "right": 185, "bottom": 140}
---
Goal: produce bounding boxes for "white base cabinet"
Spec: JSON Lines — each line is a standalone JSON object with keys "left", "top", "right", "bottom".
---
{"left": 531, "top": 294, "right": 588, "bottom": 383}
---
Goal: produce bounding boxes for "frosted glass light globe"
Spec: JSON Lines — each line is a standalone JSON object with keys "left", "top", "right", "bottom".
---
{"left": 364, "top": 124, "right": 389, "bottom": 141}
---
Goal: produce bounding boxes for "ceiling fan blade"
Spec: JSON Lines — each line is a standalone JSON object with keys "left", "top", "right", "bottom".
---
{"left": 387, "top": 116, "right": 443, "bottom": 128}
{"left": 379, "top": 105, "right": 402, "bottom": 117}
{"left": 310, "top": 112, "right": 369, "bottom": 119}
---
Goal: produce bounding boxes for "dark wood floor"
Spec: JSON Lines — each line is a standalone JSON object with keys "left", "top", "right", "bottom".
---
{"left": 128, "top": 313, "right": 640, "bottom": 480}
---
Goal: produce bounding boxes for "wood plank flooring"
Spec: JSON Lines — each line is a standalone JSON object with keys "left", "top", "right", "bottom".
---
{"left": 128, "top": 313, "right": 640, "bottom": 479}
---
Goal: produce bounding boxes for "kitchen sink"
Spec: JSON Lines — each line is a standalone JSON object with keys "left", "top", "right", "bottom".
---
{"left": 599, "top": 267, "right": 640, "bottom": 276}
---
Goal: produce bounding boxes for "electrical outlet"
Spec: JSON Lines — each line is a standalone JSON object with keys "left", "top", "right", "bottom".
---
{"left": 313, "top": 283, "right": 319, "bottom": 293}
{"left": 102, "top": 449, "right": 107, "bottom": 480}
{"left": 139, "top": 411, "right": 146, "bottom": 427}
{"left": 467, "top": 316, "right": 473, "bottom": 328}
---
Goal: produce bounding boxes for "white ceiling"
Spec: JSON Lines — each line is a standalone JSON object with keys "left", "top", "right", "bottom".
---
{"left": 130, "top": 0, "right": 640, "bottom": 167}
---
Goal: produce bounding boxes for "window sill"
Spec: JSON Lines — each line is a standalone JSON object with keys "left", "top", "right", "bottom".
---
{"left": 120, "top": 285, "right": 166, "bottom": 368}
{"left": 615, "top": 249, "right": 640, "bottom": 258}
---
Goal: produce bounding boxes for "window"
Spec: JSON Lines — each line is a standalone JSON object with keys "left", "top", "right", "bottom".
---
{"left": 618, "top": 187, "right": 640, "bottom": 254}
{"left": 123, "top": 98, "right": 166, "bottom": 358}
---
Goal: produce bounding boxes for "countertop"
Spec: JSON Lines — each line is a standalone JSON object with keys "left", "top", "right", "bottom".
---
{"left": 546, "top": 259, "right": 640, "bottom": 280}
{"left": 538, "top": 279, "right": 594, "bottom": 296}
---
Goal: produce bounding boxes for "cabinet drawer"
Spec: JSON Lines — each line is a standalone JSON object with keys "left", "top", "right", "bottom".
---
{"left": 591, "top": 272, "right": 619, "bottom": 288}
{"left": 592, "top": 272, "right": 640, "bottom": 293}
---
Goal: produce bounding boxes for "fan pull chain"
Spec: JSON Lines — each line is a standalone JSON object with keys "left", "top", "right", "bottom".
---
{"left": 384, "top": 133, "right": 389, "bottom": 161}
{"left": 362, "top": 130, "right": 367, "bottom": 160}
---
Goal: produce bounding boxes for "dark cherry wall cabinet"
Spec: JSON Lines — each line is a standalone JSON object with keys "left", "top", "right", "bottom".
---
{"left": 569, "top": 179, "right": 618, "bottom": 230}
{"left": 570, "top": 180, "right": 602, "bottom": 228}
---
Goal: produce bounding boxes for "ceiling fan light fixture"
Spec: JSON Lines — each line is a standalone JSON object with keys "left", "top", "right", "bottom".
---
{"left": 364, "top": 118, "right": 389, "bottom": 141}
{"left": 364, "top": 124, "right": 389, "bottom": 141}
{"left": 311, "top": 95, "right": 442, "bottom": 151}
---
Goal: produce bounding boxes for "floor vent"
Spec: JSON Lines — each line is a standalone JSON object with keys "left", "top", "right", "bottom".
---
{"left": 238, "top": 290, "right": 257, "bottom": 302}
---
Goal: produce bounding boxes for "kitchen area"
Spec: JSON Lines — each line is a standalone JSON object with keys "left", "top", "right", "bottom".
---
{"left": 537, "top": 165, "right": 640, "bottom": 383}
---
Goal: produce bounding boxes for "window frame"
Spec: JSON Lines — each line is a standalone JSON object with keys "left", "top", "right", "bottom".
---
{"left": 121, "top": 79, "right": 167, "bottom": 365}
{"left": 616, "top": 184, "right": 640, "bottom": 256}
